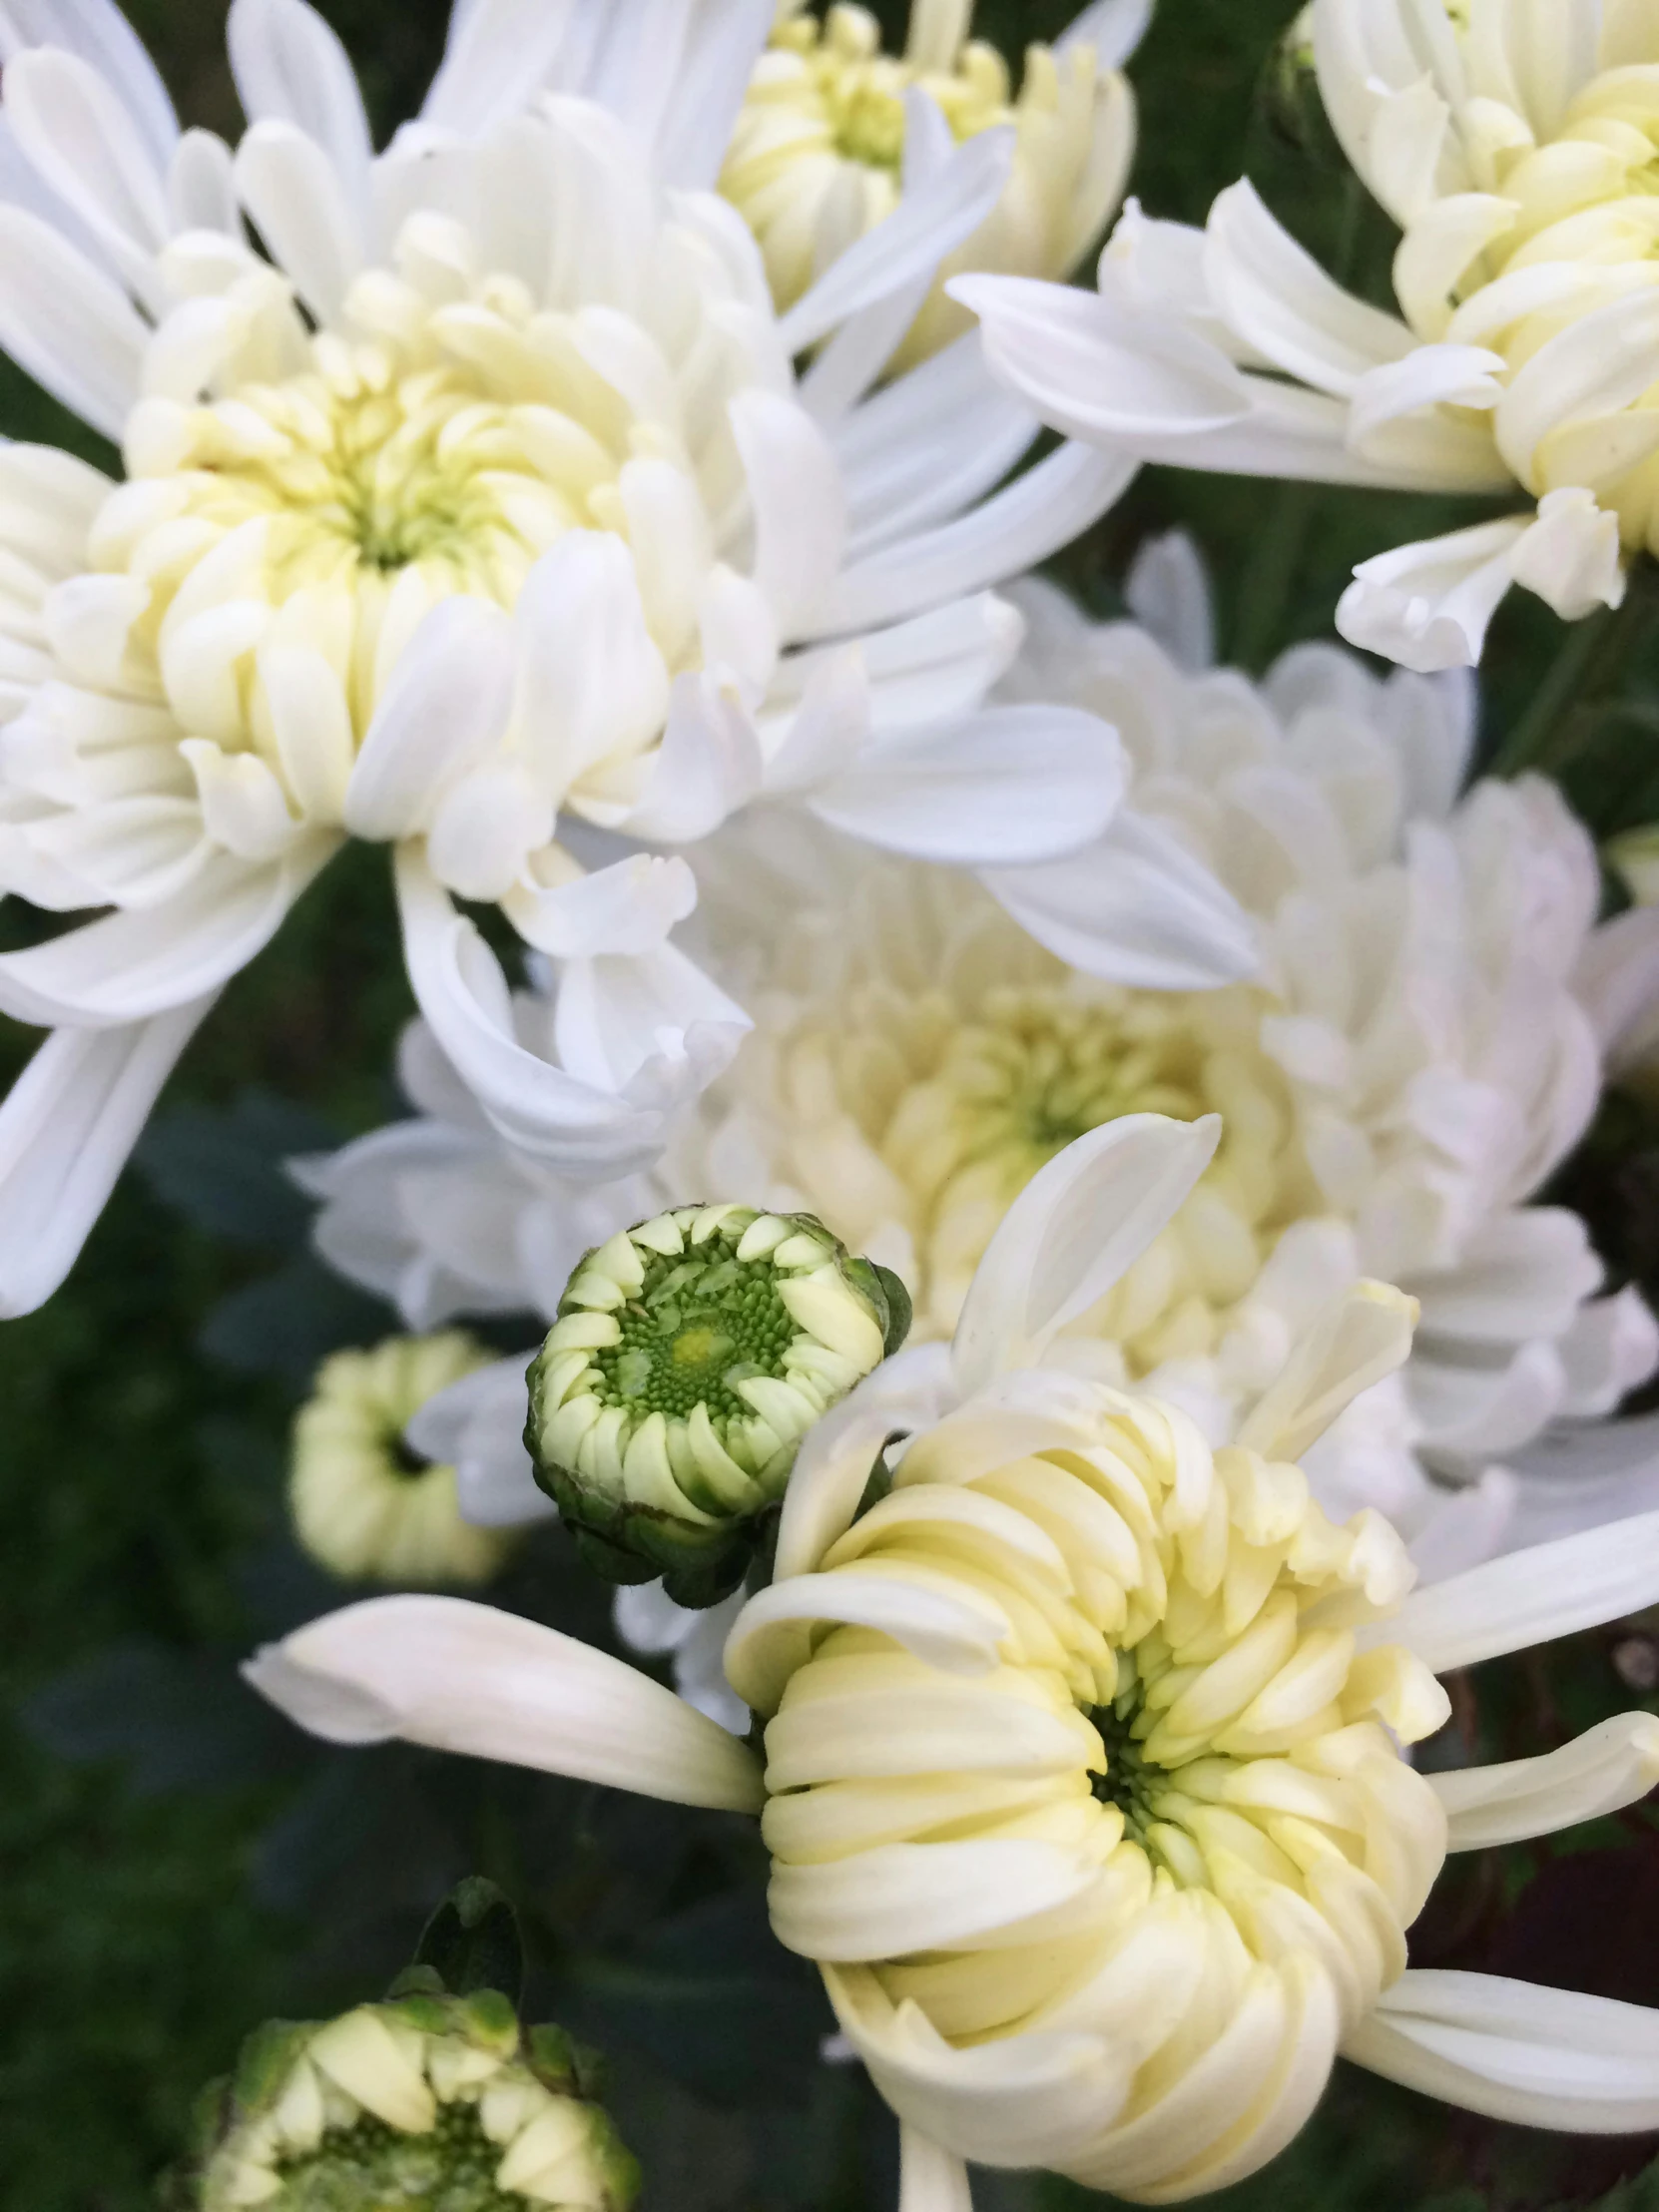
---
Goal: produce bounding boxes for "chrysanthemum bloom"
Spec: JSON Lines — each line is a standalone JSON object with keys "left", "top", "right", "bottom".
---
{"left": 721, "top": 0, "right": 1144, "bottom": 369}
{"left": 171, "top": 1983, "right": 637, "bottom": 2211}
{"left": 249, "top": 1117, "right": 1659, "bottom": 2206}
{"left": 291, "top": 1332, "right": 513, "bottom": 1588}
{"left": 529, "top": 1202, "right": 906, "bottom": 1602}
{"left": 952, "top": 0, "right": 1659, "bottom": 671}
{"left": 0, "top": 0, "right": 1154, "bottom": 1320}
{"left": 294, "top": 548, "right": 1659, "bottom": 1575}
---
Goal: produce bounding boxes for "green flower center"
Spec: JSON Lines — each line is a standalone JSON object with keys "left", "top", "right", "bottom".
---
{"left": 1087, "top": 1693, "right": 1163, "bottom": 1843}
{"left": 590, "top": 1231, "right": 798, "bottom": 1424}
{"left": 272, "top": 2102, "right": 522, "bottom": 2211}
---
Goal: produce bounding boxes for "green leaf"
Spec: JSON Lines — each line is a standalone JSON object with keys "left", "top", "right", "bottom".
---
{"left": 403, "top": 1876, "right": 525, "bottom": 2006}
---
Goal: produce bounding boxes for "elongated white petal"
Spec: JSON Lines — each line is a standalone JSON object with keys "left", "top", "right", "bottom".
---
{"left": 0, "top": 0, "right": 178, "bottom": 168}
{"left": 3, "top": 49, "right": 171, "bottom": 302}
{"left": 810, "top": 706, "right": 1124, "bottom": 867}
{"left": 419, "top": 0, "right": 579, "bottom": 135}
{"left": 728, "top": 1565, "right": 1007, "bottom": 1719}
{"left": 1238, "top": 1282, "right": 1417, "bottom": 1464}
{"left": 1347, "top": 1971, "right": 1659, "bottom": 2132}
{"left": 650, "top": 0, "right": 774, "bottom": 191}
{"left": 344, "top": 598, "right": 514, "bottom": 841}
{"left": 1433, "top": 1714, "right": 1659, "bottom": 1851}
{"left": 406, "top": 1357, "right": 549, "bottom": 1529}
{"left": 982, "top": 808, "right": 1259, "bottom": 989}
{"left": 0, "top": 203, "right": 147, "bottom": 441}
{"left": 227, "top": 0, "right": 372, "bottom": 220}
{"left": 0, "top": 995, "right": 215, "bottom": 1317}
{"left": 553, "top": 940, "right": 749, "bottom": 1095}
{"left": 898, "top": 2129, "right": 972, "bottom": 2212}
{"left": 771, "top": 1839, "right": 1095, "bottom": 1962}
{"left": 246, "top": 1594, "right": 764, "bottom": 1811}
{"left": 1337, "top": 519, "right": 1528, "bottom": 675}
{"left": 780, "top": 117, "right": 1014, "bottom": 355}
{"left": 771, "top": 1350, "right": 954, "bottom": 1585}
{"left": 951, "top": 1113, "right": 1221, "bottom": 1393}
{"left": 1366, "top": 1512, "right": 1659, "bottom": 1673}
{"left": 235, "top": 119, "right": 363, "bottom": 322}
{"left": 1059, "top": 0, "right": 1152, "bottom": 67}
{"left": 0, "top": 845, "right": 323, "bottom": 1024}
{"left": 507, "top": 854, "right": 696, "bottom": 960}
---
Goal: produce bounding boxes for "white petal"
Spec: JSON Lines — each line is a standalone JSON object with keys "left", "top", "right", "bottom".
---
{"left": 728, "top": 1563, "right": 1007, "bottom": 1719}
{"left": 770, "top": 1839, "right": 1095, "bottom": 1963}
{"left": 343, "top": 598, "right": 514, "bottom": 840}
{"left": 982, "top": 808, "right": 1259, "bottom": 989}
{"left": 1348, "top": 1971, "right": 1659, "bottom": 2133}
{"left": 0, "top": 203, "right": 146, "bottom": 440}
{"left": 1239, "top": 1282, "right": 1418, "bottom": 1465}
{"left": 780, "top": 116, "right": 1014, "bottom": 355}
{"left": 1433, "top": 1714, "right": 1659, "bottom": 1852}
{"left": 1511, "top": 488, "right": 1626, "bottom": 624}
{"left": 245, "top": 1594, "right": 765, "bottom": 1811}
{"left": 3, "top": 49, "right": 170, "bottom": 302}
{"left": 227, "top": 0, "right": 372, "bottom": 221}
{"left": 650, "top": 0, "right": 774, "bottom": 191}
{"left": 1336, "top": 518, "right": 1530, "bottom": 674}
{"left": 514, "top": 533, "right": 672, "bottom": 803}
{"left": 507, "top": 854, "right": 697, "bottom": 959}
{"left": 235, "top": 120, "right": 364, "bottom": 324}
{"left": 730, "top": 390, "right": 847, "bottom": 639}
{"left": 0, "top": 0, "right": 177, "bottom": 168}
{"left": 419, "top": 0, "right": 580, "bottom": 136}
{"left": 1058, "top": 0, "right": 1152, "bottom": 66}
{"left": 613, "top": 671, "right": 763, "bottom": 842}
{"left": 406, "top": 1358, "right": 551, "bottom": 1529}
{"left": 772, "top": 1349, "right": 955, "bottom": 1585}
{"left": 809, "top": 705, "right": 1124, "bottom": 867}
{"left": 951, "top": 1113, "right": 1220, "bottom": 1394}
{"left": 0, "top": 996, "right": 215, "bottom": 1318}
{"left": 0, "top": 845, "right": 322, "bottom": 1024}
{"left": 1124, "top": 529, "right": 1216, "bottom": 673}
{"left": 1367, "top": 1511, "right": 1659, "bottom": 1674}
{"left": 553, "top": 941, "right": 749, "bottom": 1094}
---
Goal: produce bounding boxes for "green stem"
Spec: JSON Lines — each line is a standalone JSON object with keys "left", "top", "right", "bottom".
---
{"left": 1489, "top": 558, "right": 1659, "bottom": 779}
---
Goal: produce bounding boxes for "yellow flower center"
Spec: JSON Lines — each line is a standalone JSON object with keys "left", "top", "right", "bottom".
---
{"left": 774, "top": 5, "right": 1008, "bottom": 175}
{"left": 756, "top": 955, "right": 1308, "bottom": 1359}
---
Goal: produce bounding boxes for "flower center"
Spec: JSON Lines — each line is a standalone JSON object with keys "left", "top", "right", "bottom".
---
{"left": 596, "top": 1240, "right": 799, "bottom": 1422}
{"left": 765, "top": 968, "right": 1304, "bottom": 1356}
{"left": 272, "top": 2101, "right": 522, "bottom": 2210}
{"left": 773, "top": 7, "right": 1007, "bottom": 173}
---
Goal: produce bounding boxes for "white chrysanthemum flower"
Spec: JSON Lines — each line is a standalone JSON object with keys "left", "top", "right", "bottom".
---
{"left": 722, "top": 0, "right": 1144, "bottom": 369}
{"left": 290, "top": 1331, "right": 513, "bottom": 1588}
{"left": 181, "top": 1987, "right": 638, "bottom": 2212}
{"left": 0, "top": 0, "right": 1156, "bottom": 1320}
{"left": 953, "top": 0, "right": 1659, "bottom": 670}
{"left": 248, "top": 1116, "right": 1659, "bottom": 2206}
{"left": 291, "top": 547, "right": 1659, "bottom": 1579}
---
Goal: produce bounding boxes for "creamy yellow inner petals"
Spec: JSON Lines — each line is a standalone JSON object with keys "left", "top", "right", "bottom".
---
{"left": 764, "top": 967, "right": 1310, "bottom": 1357}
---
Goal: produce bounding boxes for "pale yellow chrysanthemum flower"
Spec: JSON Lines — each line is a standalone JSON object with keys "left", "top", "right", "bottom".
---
{"left": 290, "top": 1332, "right": 511, "bottom": 1588}
{"left": 251, "top": 1115, "right": 1659, "bottom": 2207}
{"left": 722, "top": 0, "right": 1142, "bottom": 366}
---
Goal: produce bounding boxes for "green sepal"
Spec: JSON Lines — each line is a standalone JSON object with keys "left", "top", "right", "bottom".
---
{"left": 871, "top": 1265, "right": 912, "bottom": 1356}
{"left": 527, "top": 2021, "right": 609, "bottom": 2102}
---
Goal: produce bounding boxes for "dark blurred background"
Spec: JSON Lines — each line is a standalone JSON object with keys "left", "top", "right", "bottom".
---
{"left": 7, "top": 4, "right": 1659, "bottom": 2207}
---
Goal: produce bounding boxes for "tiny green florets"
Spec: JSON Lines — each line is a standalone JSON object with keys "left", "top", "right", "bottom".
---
{"left": 1088, "top": 1693, "right": 1162, "bottom": 1844}
{"left": 526, "top": 1203, "right": 911, "bottom": 1608}
{"left": 273, "top": 2102, "right": 520, "bottom": 2211}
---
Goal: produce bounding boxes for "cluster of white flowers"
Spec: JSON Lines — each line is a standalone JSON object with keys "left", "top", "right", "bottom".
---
{"left": 11, "top": 1, "right": 1659, "bottom": 2207}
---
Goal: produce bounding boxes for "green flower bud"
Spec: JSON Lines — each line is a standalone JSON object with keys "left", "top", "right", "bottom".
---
{"left": 170, "top": 1990, "right": 639, "bottom": 2212}
{"left": 526, "top": 1204, "right": 911, "bottom": 1607}
{"left": 291, "top": 1334, "right": 511, "bottom": 1589}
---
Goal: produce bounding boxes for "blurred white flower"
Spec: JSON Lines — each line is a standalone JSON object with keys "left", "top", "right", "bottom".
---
{"left": 0, "top": 0, "right": 1147, "bottom": 1318}
{"left": 722, "top": 0, "right": 1145, "bottom": 368}
{"left": 953, "top": 0, "right": 1659, "bottom": 669}
{"left": 247, "top": 1115, "right": 1659, "bottom": 2204}
{"left": 297, "top": 543, "right": 1659, "bottom": 1579}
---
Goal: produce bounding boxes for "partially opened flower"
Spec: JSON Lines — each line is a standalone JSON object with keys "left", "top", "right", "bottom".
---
{"left": 293, "top": 550, "right": 1659, "bottom": 1577}
{"left": 250, "top": 1115, "right": 1659, "bottom": 2206}
{"left": 722, "top": 0, "right": 1144, "bottom": 368}
{"left": 528, "top": 1202, "right": 908, "bottom": 1604}
{"left": 0, "top": 0, "right": 1146, "bottom": 1318}
{"left": 171, "top": 1982, "right": 638, "bottom": 2212}
{"left": 953, "top": 0, "right": 1659, "bottom": 670}
{"left": 291, "top": 1332, "right": 513, "bottom": 1588}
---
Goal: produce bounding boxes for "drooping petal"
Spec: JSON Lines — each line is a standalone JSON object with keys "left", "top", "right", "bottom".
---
{"left": 1432, "top": 1714, "right": 1659, "bottom": 1851}
{"left": 245, "top": 1594, "right": 765, "bottom": 1811}
{"left": 0, "top": 995, "right": 216, "bottom": 1318}
{"left": 1238, "top": 1282, "right": 1418, "bottom": 1465}
{"left": 1347, "top": 1971, "right": 1659, "bottom": 2132}
{"left": 1336, "top": 519, "right": 1529, "bottom": 674}
{"left": 951, "top": 1112, "right": 1221, "bottom": 1393}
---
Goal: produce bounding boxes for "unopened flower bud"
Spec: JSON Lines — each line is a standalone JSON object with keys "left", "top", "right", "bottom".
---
{"left": 169, "top": 1989, "right": 639, "bottom": 2212}
{"left": 291, "top": 1334, "right": 512, "bottom": 1588}
{"left": 527, "top": 1205, "right": 910, "bottom": 1606}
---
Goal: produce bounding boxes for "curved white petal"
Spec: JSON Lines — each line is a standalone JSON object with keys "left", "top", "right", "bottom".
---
{"left": 419, "top": 0, "right": 580, "bottom": 136}
{"left": 0, "top": 994, "right": 216, "bottom": 1317}
{"left": 0, "top": 202, "right": 147, "bottom": 440}
{"left": 235, "top": 119, "right": 364, "bottom": 321}
{"left": 771, "top": 1839, "right": 1096, "bottom": 1963}
{"left": 728, "top": 1563, "right": 1007, "bottom": 1720}
{"left": 1239, "top": 1282, "right": 1418, "bottom": 1465}
{"left": 3, "top": 49, "right": 171, "bottom": 303}
{"left": 0, "top": 843, "right": 324, "bottom": 1025}
{"left": 1366, "top": 1510, "right": 1659, "bottom": 1673}
{"left": 0, "top": 0, "right": 178, "bottom": 168}
{"left": 1433, "top": 1714, "right": 1659, "bottom": 1852}
{"left": 951, "top": 1113, "right": 1221, "bottom": 1394}
{"left": 226, "top": 0, "right": 372, "bottom": 222}
{"left": 1347, "top": 1971, "right": 1659, "bottom": 2133}
{"left": 246, "top": 1594, "right": 765, "bottom": 1811}
{"left": 810, "top": 705, "right": 1124, "bottom": 867}
{"left": 982, "top": 808, "right": 1260, "bottom": 989}
{"left": 1337, "top": 519, "right": 1529, "bottom": 675}
{"left": 344, "top": 598, "right": 515, "bottom": 841}
{"left": 407, "top": 1356, "right": 550, "bottom": 1529}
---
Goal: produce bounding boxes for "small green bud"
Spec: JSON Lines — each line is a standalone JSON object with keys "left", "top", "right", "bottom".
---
{"left": 169, "top": 1988, "right": 640, "bottom": 2212}
{"left": 526, "top": 1204, "right": 910, "bottom": 1607}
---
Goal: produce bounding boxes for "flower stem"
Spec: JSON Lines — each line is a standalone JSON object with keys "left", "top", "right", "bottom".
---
{"left": 1489, "top": 558, "right": 1659, "bottom": 779}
